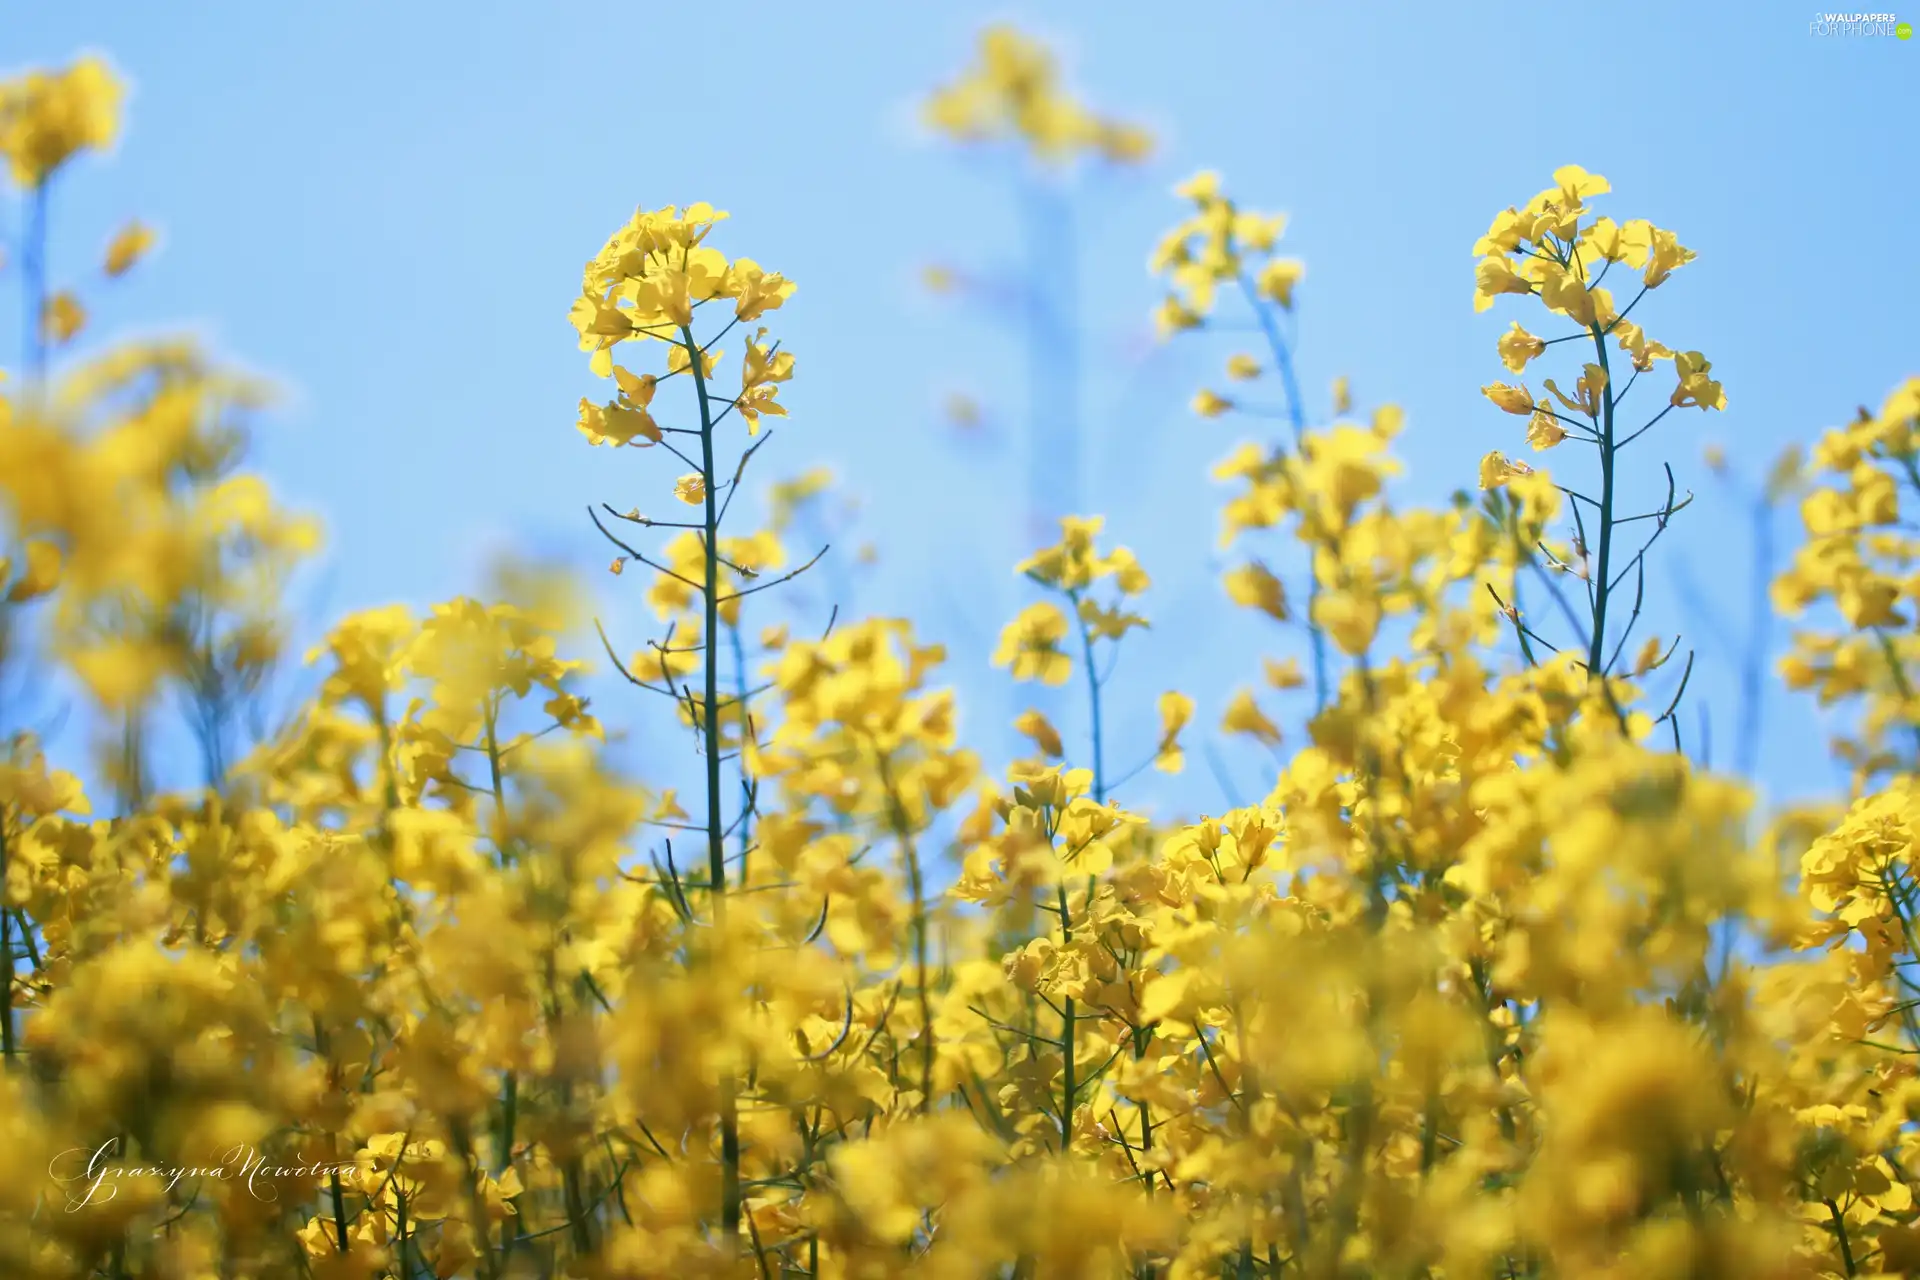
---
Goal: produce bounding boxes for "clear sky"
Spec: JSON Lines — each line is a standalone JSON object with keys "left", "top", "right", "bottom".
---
{"left": 5, "top": 1, "right": 1916, "bottom": 820}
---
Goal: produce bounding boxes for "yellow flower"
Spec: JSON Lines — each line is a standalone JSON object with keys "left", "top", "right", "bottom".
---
{"left": 1236, "top": 210, "right": 1287, "bottom": 252}
{"left": 1174, "top": 170, "right": 1221, "bottom": 202}
{"left": 102, "top": 219, "right": 155, "bottom": 276}
{"left": 1220, "top": 688, "right": 1281, "bottom": 746}
{"left": 991, "top": 602, "right": 1072, "bottom": 685}
{"left": 1537, "top": 265, "right": 1598, "bottom": 326}
{"left": 666, "top": 343, "right": 720, "bottom": 378}
{"left": 923, "top": 25, "right": 1152, "bottom": 168}
{"left": 1482, "top": 383, "right": 1536, "bottom": 415}
{"left": 1312, "top": 586, "right": 1381, "bottom": 656}
{"left": 724, "top": 257, "right": 796, "bottom": 321}
{"left": 1631, "top": 636, "right": 1669, "bottom": 675}
{"left": 1100, "top": 546, "right": 1151, "bottom": 595}
{"left": 1154, "top": 295, "right": 1201, "bottom": 337}
{"left": 4, "top": 539, "right": 61, "bottom": 602}
{"left": 1223, "top": 561, "right": 1289, "bottom": 622}
{"left": 1643, "top": 227, "right": 1695, "bottom": 288}
{"left": 1585, "top": 215, "right": 1654, "bottom": 266}
{"left": 1226, "top": 353, "right": 1261, "bottom": 381}
{"left": 1192, "top": 388, "right": 1232, "bottom": 418}
{"left": 1077, "top": 596, "right": 1147, "bottom": 641}
{"left": 1549, "top": 162, "right": 1610, "bottom": 202}
{"left": 576, "top": 396, "right": 659, "bottom": 448}
{"left": 738, "top": 328, "right": 794, "bottom": 434}
{"left": 41, "top": 291, "right": 85, "bottom": 345}
{"left": 67, "top": 636, "right": 166, "bottom": 708}
{"left": 1542, "top": 363, "right": 1608, "bottom": 418}
{"left": 1497, "top": 322, "right": 1546, "bottom": 373}
{"left": 1014, "top": 708, "right": 1063, "bottom": 757}
{"left": 1473, "top": 255, "right": 1532, "bottom": 311}
{"left": 673, "top": 473, "right": 706, "bottom": 505}
{"left": 1262, "top": 656, "right": 1305, "bottom": 690}
{"left": 1527, "top": 411, "right": 1568, "bottom": 450}
{"left": 1478, "top": 450, "right": 1534, "bottom": 490}
{"left": 1473, "top": 207, "right": 1527, "bottom": 257}
{"left": 613, "top": 364, "right": 658, "bottom": 405}
{"left": 1097, "top": 121, "right": 1155, "bottom": 164}
{"left": 1018, "top": 515, "right": 1111, "bottom": 591}
{"left": 1154, "top": 691, "right": 1194, "bottom": 773}
{"left": 1671, "top": 351, "right": 1726, "bottom": 411}
{"left": 1256, "top": 258, "right": 1304, "bottom": 308}
{"left": 0, "top": 55, "right": 123, "bottom": 187}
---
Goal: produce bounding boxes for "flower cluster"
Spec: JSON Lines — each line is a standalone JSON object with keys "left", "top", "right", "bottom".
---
{"left": 0, "top": 55, "right": 120, "bottom": 189}
{"left": 1, "top": 36, "right": 1917, "bottom": 1280}
{"left": 568, "top": 202, "right": 795, "bottom": 452}
{"left": 922, "top": 25, "right": 1153, "bottom": 166}
{"left": 1151, "top": 170, "right": 1303, "bottom": 346}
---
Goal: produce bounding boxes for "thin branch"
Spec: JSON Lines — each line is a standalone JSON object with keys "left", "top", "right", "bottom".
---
{"left": 716, "top": 546, "right": 830, "bottom": 605}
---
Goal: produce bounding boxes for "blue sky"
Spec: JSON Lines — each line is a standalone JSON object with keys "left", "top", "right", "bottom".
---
{"left": 5, "top": 1, "right": 1917, "bottom": 821}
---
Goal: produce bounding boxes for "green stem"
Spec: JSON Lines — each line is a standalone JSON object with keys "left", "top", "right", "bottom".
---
{"left": 1132, "top": 1023, "right": 1157, "bottom": 1194}
{"left": 683, "top": 321, "right": 743, "bottom": 1250}
{"left": 394, "top": 1191, "right": 410, "bottom": 1279}
{"left": 873, "top": 746, "right": 935, "bottom": 1111}
{"left": 482, "top": 700, "right": 523, "bottom": 1186}
{"left": 1070, "top": 591, "right": 1106, "bottom": 804}
{"left": 22, "top": 180, "right": 48, "bottom": 395}
{"left": 483, "top": 697, "right": 513, "bottom": 867}
{"left": 1826, "top": 1198, "right": 1858, "bottom": 1277}
{"left": 1240, "top": 274, "right": 1331, "bottom": 713}
{"left": 728, "top": 622, "right": 755, "bottom": 886}
{"left": 1055, "top": 592, "right": 1115, "bottom": 1154}
{"left": 5, "top": 202, "right": 47, "bottom": 1089}
{"left": 563, "top": 1157, "right": 593, "bottom": 1256}
{"left": 328, "top": 1169, "right": 349, "bottom": 1253}
{"left": 449, "top": 1116, "right": 503, "bottom": 1280}
{"left": 904, "top": 832, "right": 934, "bottom": 1109}
{"left": 1586, "top": 321, "right": 1618, "bottom": 683}
{"left": 1733, "top": 490, "right": 1774, "bottom": 778}
{"left": 1056, "top": 944, "right": 1076, "bottom": 1151}
{"left": 0, "top": 818, "right": 13, "bottom": 1068}
{"left": 496, "top": 1069, "right": 517, "bottom": 1176}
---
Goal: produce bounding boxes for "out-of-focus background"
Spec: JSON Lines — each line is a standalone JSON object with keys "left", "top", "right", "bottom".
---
{"left": 6, "top": 1, "right": 1916, "bottom": 816}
